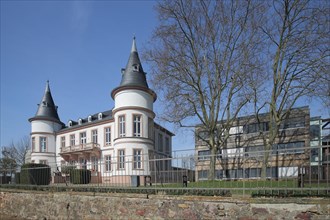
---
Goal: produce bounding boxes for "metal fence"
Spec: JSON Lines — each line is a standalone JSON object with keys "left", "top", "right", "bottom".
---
{"left": 1, "top": 145, "right": 329, "bottom": 197}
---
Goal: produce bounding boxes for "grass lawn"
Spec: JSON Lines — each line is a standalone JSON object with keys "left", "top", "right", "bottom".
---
{"left": 156, "top": 179, "right": 329, "bottom": 196}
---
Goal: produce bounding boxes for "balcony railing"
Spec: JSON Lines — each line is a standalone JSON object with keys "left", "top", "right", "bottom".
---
{"left": 61, "top": 143, "right": 100, "bottom": 153}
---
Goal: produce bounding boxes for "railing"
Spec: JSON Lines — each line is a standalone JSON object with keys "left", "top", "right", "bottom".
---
{"left": 1, "top": 146, "right": 329, "bottom": 197}
{"left": 61, "top": 143, "right": 100, "bottom": 153}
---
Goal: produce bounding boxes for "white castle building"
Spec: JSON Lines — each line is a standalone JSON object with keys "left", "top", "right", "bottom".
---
{"left": 28, "top": 38, "right": 174, "bottom": 184}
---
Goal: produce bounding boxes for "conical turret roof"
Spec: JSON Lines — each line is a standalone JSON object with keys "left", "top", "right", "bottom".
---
{"left": 111, "top": 37, "right": 156, "bottom": 101}
{"left": 29, "top": 81, "right": 62, "bottom": 124}
{"left": 119, "top": 37, "right": 149, "bottom": 88}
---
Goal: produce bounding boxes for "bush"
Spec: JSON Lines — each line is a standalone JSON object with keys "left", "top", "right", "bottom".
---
{"left": 61, "top": 165, "right": 76, "bottom": 175}
{"left": 20, "top": 163, "right": 51, "bottom": 185}
{"left": 70, "top": 169, "right": 91, "bottom": 184}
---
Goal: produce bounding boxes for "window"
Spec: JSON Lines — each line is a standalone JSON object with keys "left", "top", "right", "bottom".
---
{"left": 118, "top": 150, "right": 125, "bottom": 169}
{"left": 198, "top": 150, "right": 221, "bottom": 160}
{"left": 198, "top": 170, "right": 208, "bottom": 180}
{"left": 70, "top": 134, "right": 75, "bottom": 146}
{"left": 119, "top": 115, "right": 126, "bottom": 137}
{"left": 245, "top": 145, "right": 264, "bottom": 157}
{"left": 197, "top": 131, "right": 209, "bottom": 141}
{"left": 165, "top": 137, "right": 170, "bottom": 154}
{"left": 61, "top": 136, "right": 66, "bottom": 148}
{"left": 280, "top": 117, "right": 305, "bottom": 129}
{"left": 243, "top": 122, "right": 269, "bottom": 134}
{"left": 273, "top": 141, "right": 305, "bottom": 154}
{"left": 78, "top": 118, "right": 83, "bottom": 125}
{"left": 39, "top": 137, "right": 47, "bottom": 152}
{"left": 39, "top": 160, "right": 47, "bottom": 165}
{"left": 98, "top": 113, "right": 103, "bottom": 120}
{"left": 80, "top": 132, "right": 87, "bottom": 145}
{"left": 198, "top": 150, "right": 210, "bottom": 160}
{"left": 68, "top": 121, "right": 73, "bottom": 127}
{"left": 158, "top": 133, "right": 163, "bottom": 152}
{"left": 133, "top": 149, "right": 142, "bottom": 169}
{"left": 105, "top": 127, "right": 111, "bottom": 145}
{"left": 91, "top": 156, "right": 98, "bottom": 171}
{"left": 31, "top": 137, "right": 35, "bottom": 152}
{"left": 148, "top": 118, "right": 153, "bottom": 139}
{"left": 79, "top": 158, "right": 86, "bottom": 169}
{"left": 92, "top": 130, "right": 98, "bottom": 144}
{"left": 133, "top": 115, "right": 141, "bottom": 137}
{"left": 88, "top": 115, "right": 92, "bottom": 122}
{"left": 105, "top": 155, "right": 111, "bottom": 172}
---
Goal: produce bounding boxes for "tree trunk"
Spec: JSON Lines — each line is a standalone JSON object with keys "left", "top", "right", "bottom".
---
{"left": 208, "top": 138, "right": 216, "bottom": 180}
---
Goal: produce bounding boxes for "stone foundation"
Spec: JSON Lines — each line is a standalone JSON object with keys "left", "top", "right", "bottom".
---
{"left": 0, "top": 189, "right": 329, "bottom": 219}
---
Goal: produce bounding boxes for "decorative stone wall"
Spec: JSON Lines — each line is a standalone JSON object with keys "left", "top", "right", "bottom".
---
{"left": 0, "top": 190, "right": 329, "bottom": 220}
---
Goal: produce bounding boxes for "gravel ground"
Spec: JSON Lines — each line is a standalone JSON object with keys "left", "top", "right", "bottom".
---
{"left": 1, "top": 213, "right": 27, "bottom": 220}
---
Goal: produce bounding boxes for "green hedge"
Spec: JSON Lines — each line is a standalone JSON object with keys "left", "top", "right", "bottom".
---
{"left": 20, "top": 163, "right": 51, "bottom": 185}
{"left": 70, "top": 169, "right": 91, "bottom": 184}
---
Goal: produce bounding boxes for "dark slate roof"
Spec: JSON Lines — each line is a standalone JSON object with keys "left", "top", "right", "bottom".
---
{"left": 29, "top": 81, "right": 63, "bottom": 124}
{"left": 119, "top": 37, "right": 149, "bottom": 88}
{"left": 59, "top": 109, "right": 113, "bottom": 132}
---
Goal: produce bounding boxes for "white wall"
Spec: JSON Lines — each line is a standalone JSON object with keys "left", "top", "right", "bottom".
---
{"left": 114, "top": 89, "right": 153, "bottom": 110}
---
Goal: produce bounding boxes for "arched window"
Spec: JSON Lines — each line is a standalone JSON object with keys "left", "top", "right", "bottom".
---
{"left": 78, "top": 118, "right": 83, "bottom": 125}
{"left": 88, "top": 115, "right": 92, "bottom": 122}
{"left": 98, "top": 113, "right": 103, "bottom": 120}
{"left": 68, "top": 120, "right": 73, "bottom": 127}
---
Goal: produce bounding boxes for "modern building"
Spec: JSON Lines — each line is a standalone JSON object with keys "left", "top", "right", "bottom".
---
{"left": 195, "top": 106, "right": 315, "bottom": 180}
{"left": 28, "top": 38, "right": 174, "bottom": 184}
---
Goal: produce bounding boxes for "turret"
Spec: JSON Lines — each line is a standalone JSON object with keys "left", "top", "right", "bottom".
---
{"left": 111, "top": 38, "right": 156, "bottom": 175}
{"left": 29, "top": 81, "right": 63, "bottom": 166}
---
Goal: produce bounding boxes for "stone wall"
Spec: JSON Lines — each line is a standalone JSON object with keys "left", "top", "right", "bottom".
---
{"left": 0, "top": 189, "right": 329, "bottom": 220}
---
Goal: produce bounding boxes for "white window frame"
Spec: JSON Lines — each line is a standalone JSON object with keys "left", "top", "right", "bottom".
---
{"left": 92, "top": 129, "right": 98, "bottom": 144}
{"left": 133, "top": 149, "right": 142, "bottom": 169}
{"left": 61, "top": 136, "right": 66, "bottom": 148}
{"left": 31, "top": 137, "right": 35, "bottom": 152}
{"left": 118, "top": 149, "right": 125, "bottom": 169}
{"left": 105, "top": 155, "right": 111, "bottom": 172}
{"left": 119, "top": 115, "right": 126, "bottom": 137}
{"left": 80, "top": 132, "right": 87, "bottom": 145}
{"left": 70, "top": 134, "right": 75, "bottom": 146}
{"left": 40, "top": 137, "right": 47, "bottom": 152}
{"left": 133, "top": 115, "right": 142, "bottom": 137}
{"left": 91, "top": 156, "right": 98, "bottom": 171}
{"left": 105, "top": 127, "right": 111, "bottom": 145}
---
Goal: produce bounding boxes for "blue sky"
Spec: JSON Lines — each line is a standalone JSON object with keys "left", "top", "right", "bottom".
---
{"left": 1, "top": 1, "right": 328, "bottom": 151}
{"left": 0, "top": 0, "right": 195, "bottom": 150}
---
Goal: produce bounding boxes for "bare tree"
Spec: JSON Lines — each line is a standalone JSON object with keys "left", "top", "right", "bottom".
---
{"left": 1, "top": 136, "right": 30, "bottom": 167}
{"left": 252, "top": 0, "right": 330, "bottom": 178}
{"left": 146, "top": 0, "right": 265, "bottom": 179}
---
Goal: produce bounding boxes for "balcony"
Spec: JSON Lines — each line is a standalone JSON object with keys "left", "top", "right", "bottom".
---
{"left": 60, "top": 143, "right": 101, "bottom": 161}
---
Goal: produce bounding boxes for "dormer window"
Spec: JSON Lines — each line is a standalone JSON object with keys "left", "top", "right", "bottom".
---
{"left": 88, "top": 115, "right": 92, "bottom": 122}
{"left": 133, "top": 64, "right": 139, "bottom": 71}
{"left": 98, "top": 113, "right": 103, "bottom": 120}
{"left": 68, "top": 120, "right": 73, "bottom": 127}
{"left": 78, "top": 118, "right": 83, "bottom": 125}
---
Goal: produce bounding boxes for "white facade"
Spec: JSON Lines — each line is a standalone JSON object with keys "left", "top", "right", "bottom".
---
{"left": 29, "top": 39, "right": 174, "bottom": 184}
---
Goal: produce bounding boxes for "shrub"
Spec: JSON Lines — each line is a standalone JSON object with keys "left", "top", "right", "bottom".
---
{"left": 60, "top": 165, "right": 76, "bottom": 175}
{"left": 20, "top": 163, "right": 51, "bottom": 185}
{"left": 70, "top": 169, "right": 91, "bottom": 184}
